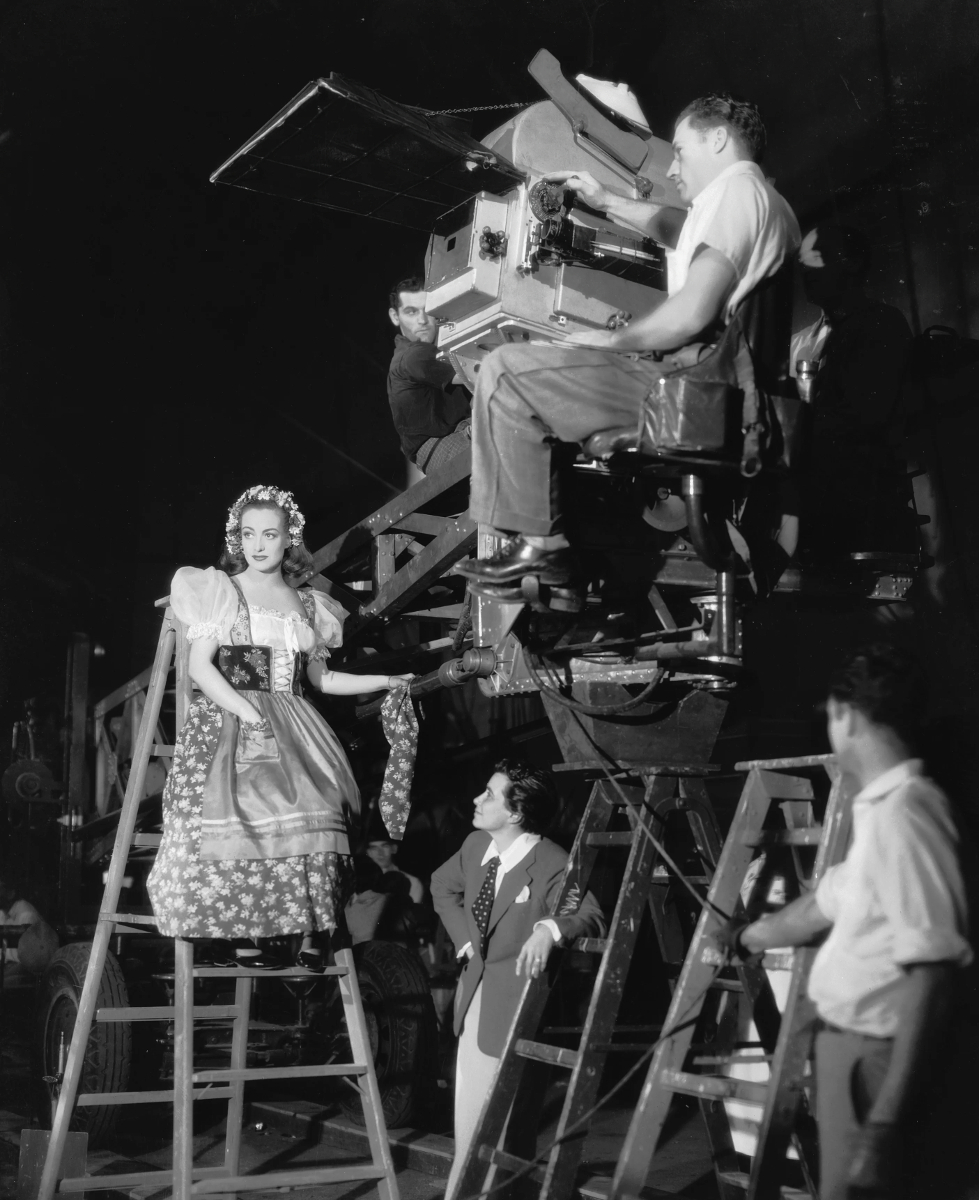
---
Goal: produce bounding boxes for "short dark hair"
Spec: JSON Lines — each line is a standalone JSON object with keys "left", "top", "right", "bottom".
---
{"left": 676, "top": 94, "right": 766, "bottom": 162}
{"left": 827, "top": 643, "right": 926, "bottom": 744}
{"left": 494, "top": 758, "right": 558, "bottom": 835}
{"left": 389, "top": 276, "right": 425, "bottom": 312}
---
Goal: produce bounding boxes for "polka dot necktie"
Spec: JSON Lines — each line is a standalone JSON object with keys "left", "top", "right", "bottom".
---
{"left": 471, "top": 856, "right": 501, "bottom": 961}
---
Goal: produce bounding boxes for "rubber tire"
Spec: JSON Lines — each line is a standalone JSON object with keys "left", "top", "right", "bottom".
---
{"left": 34, "top": 942, "right": 131, "bottom": 1148}
{"left": 339, "top": 940, "right": 439, "bottom": 1130}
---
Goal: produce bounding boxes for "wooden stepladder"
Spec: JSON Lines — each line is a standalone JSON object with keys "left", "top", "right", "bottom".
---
{"left": 448, "top": 764, "right": 727, "bottom": 1200}
{"left": 611, "top": 754, "right": 852, "bottom": 1200}
{"left": 36, "top": 608, "right": 400, "bottom": 1200}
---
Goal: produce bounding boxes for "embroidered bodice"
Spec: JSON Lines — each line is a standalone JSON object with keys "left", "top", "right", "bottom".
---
{"left": 169, "top": 567, "right": 346, "bottom": 686}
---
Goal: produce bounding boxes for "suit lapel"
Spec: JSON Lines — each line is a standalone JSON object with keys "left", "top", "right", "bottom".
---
{"left": 487, "top": 841, "right": 537, "bottom": 938}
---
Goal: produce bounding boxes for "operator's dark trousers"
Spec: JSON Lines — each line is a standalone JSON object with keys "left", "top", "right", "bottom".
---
{"left": 815, "top": 1027, "right": 976, "bottom": 1200}
{"left": 469, "top": 342, "right": 667, "bottom": 535}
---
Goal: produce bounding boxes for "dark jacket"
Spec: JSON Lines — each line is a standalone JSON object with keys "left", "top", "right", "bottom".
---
{"left": 431, "top": 831, "right": 606, "bottom": 1056}
{"left": 387, "top": 335, "right": 471, "bottom": 460}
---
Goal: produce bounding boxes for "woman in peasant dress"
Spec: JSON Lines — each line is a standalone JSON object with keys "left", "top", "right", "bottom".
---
{"left": 146, "top": 485, "right": 410, "bottom": 969}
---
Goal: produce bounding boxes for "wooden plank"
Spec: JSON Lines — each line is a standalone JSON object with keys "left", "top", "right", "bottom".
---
{"left": 96, "top": 1005, "right": 238, "bottom": 1022}
{"left": 516, "top": 1039, "right": 580, "bottom": 1069}
{"left": 93, "top": 667, "right": 152, "bottom": 721}
{"left": 306, "top": 449, "right": 470, "bottom": 576}
{"left": 192, "top": 1063, "right": 367, "bottom": 1083}
{"left": 660, "top": 1068, "right": 770, "bottom": 1106}
{"left": 390, "top": 512, "right": 454, "bottom": 536}
{"left": 350, "top": 517, "right": 476, "bottom": 632}
{"left": 76, "top": 1087, "right": 234, "bottom": 1105}
{"left": 191, "top": 1166, "right": 387, "bottom": 1194}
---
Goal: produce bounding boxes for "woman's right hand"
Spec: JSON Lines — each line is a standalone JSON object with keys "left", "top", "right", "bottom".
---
{"left": 238, "top": 706, "right": 266, "bottom": 727}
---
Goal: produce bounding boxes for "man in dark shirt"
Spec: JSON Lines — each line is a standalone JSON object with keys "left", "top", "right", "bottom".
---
{"left": 793, "top": 223, "right": 915, "bottom": 557}
{"left": 387, "top": 276, "right": 471, "bottom": 473}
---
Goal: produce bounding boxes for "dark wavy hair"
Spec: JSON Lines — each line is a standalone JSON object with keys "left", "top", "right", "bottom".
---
{"left": 388, "top": 275, "right": 425, "bottom": 312}
{"left": 827, "top": 643, "right": 926, "bottom": 745}
{"left": 494, "top": 758, "right": 559, "bottom": 835}
{"left": 218, "top": 500, "right": 314, "bottom": 584}
{"left": 677, "top": 94, "right": 767, "bottom": 162}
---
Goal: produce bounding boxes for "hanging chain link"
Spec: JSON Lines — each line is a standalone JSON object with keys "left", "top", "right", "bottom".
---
{"left": 429, "top": 102, "right": 531, "bottom": 115}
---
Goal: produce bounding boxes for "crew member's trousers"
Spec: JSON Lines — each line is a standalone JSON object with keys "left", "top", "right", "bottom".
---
{"left": 469, "top": 342, "right": 666, "bottom": 535}
{"left": 815, "top": 1026, "right": 975, "bottom": 1200}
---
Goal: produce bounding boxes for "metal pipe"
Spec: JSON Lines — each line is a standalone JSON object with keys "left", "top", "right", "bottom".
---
{"left": 355, "top": 647, "right": 496, "bottom": 718}
{"left": 681, "top": 474, "right": 729, "bottom": 573}
{"left": 716, "top": 568, "right": 737, "bottom": 658}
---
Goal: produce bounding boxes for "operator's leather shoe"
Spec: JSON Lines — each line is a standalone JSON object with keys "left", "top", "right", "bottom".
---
{"left": 454, "top": 537, "right": 578, "bottom": 586}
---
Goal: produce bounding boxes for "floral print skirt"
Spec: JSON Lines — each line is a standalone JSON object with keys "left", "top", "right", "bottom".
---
{"left": 147, "top": 696, "right": 354, "bottom": 938}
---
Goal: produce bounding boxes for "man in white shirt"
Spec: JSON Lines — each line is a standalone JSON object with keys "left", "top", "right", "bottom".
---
{"left": 456, "top": 94, "right": 800, "bottom": 589}
{"left": 719, "top": 645, "right": 973, "bottom": 1199}
{"left": 431, "top": 760, "right": 605, "bottom": 1196}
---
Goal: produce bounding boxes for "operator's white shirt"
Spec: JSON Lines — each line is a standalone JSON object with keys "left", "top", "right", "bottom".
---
{"left": 666, "top": 160, "right": 800, "bottom": 320}
{"left": 807, "top": 759, "right": 972, "bottom": 1036}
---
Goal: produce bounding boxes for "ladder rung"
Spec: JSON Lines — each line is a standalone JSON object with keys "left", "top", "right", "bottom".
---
{"left": 101, "top": 912, "right": 159, "bottom": 926}
{"left": 572, "top": 937, "right": 607, "bottom": 953}
{"left": 515, "top": 1038, "right": 580, "bottom": 1069}
{"left": 56, "top": 1166, "right": 229, "bottom": 1192}
{"left": 585, "top": 832, "right": 634, "bottom": 847}
{"left": 152, "top": 743, "right": 175, "bottom": 757}
{"left": 96, "top": 1005, "right": 240, "bottom": 1022}
{"left": 76, "top": 1086, "right": 234, "bottom": 1106}
{"left": 660, "top": 1067, "right": 770, "bottom": 1105}
{"left": 477, "top": 1145, "right": 546, "bottom": 1184}
{"left": 190, "top": 964, "right": 348, "bottom": 978}
{"left": 718, "top": 1170, "right": 751, "bottom": 1188}
{"left": 132, "top": 833, "right": 162, "bottom": 848}
{"left": 742, "top": 827, "right": 822, "bottom": 847}
{"left": 191, "top": 1165, "right": 388, "bottom": 1193}
{"left": 708, "top": 977, "right": 743, "bottom": 992}
{"left": 192, "top": 1063, "right": 368, "bottom": 1083}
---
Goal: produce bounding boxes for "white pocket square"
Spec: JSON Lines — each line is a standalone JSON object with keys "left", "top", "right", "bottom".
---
{"left": 515, "top": 886, "right": 531, "bottom": 904}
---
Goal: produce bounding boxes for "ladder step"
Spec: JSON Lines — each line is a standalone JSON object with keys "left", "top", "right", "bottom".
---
{"left": 572, "top": 937, "right": 607, "bottom": 953}
{"left": 96, "top": 1005, "right": 240, "bottom": 1022}
{"left": 742, "top": 827, "right": 822, "bottom": 847}
{"left": 191, "top": 1165, "right": 388, "bottom": 1194}
{"left": 660, "top": 1068, "right": 770, "bottom": 1105}
{"left": 132, "top": 833, "right": 162, "bottom": 848}
{"left": 717, "top": 1169, "right": 751, "bottom": 1188}
{"left": 192, "top": 1063, "right": 368, "bottom": 1083}
{"left": 55, "top": 1164, "right": 386, "bottom": 1194}
{"left": 56, "top": 1166, "right": 229, "bottom": 1192}
{"left": 101, "top": 912, "right": 159, "bottom": 926}
{"left": 477, "top": 1145, "right": 546, "bottom": 1184}
{"left": 585, "top": 832, "right": 634, "bottom": 847}
{"left": 76, "top": 1087, "right": 234, "bottom": 1106}
{"left": 152, "top": 743, "right": 175, "bottom": 757}
{"left": 191, "top": 965, "right": 349, "bottom": 978}
{"left": 516, "top": 1038, "right": 581, "bottom": 1068}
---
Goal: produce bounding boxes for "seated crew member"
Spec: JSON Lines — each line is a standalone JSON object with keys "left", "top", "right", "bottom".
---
{"left": 716, "top": 644, "right": 974, "bottom": 1200}
{"left": 455, "top": 94, "right": 800, "bottom": 588}
{"left": 431, "top": 760, "right": 605, "bottom": 1196}
{"left": 387, "top": 276, "right": 472, "bottom": 474}
{"left": 793, "top": 223, "right": 915, "bottom": 557}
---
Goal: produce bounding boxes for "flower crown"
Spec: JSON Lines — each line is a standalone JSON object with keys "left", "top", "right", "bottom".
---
{"left": 225, "top": 485, "right": 306, "bottom": 554}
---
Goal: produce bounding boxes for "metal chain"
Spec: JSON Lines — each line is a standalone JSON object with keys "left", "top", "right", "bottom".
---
{"left": 429, "top": 102, "right": 530, "bottom": 114}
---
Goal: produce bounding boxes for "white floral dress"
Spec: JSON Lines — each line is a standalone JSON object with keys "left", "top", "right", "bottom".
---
{"left": 146, "top": 567, "right": 358, "bottom": 939}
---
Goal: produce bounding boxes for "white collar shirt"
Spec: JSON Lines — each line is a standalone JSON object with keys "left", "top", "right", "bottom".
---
{"left": 481, "top": 831, "right": 541, "bottom": 895}
{"left": 667, "top": 160, "right": 800, "bottom": 321}
{"left": 807, "top": 759, "right": 972, "bottom": 1036}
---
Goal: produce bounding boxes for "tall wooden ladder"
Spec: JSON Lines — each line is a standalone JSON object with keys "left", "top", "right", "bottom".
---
{"left": 36, "top": 607, "right": 400, "bottom": 1200}
{"left": 448, "top": 763, "right": 726, "bottom": 1200}
{"left": 610, "top": 754, "right": 852, "bottom": 1200}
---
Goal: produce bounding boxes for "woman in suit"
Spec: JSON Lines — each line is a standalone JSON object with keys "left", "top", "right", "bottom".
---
{"left": 431, "top": 759, "right": 606, "bottom": 1195}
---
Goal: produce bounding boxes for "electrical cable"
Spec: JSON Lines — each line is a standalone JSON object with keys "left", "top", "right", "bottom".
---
{"left": 453, "top": 961, "right": 728, "bottom": 1200}
{"left": 525, "top": 654, "right": 666, "bottom": 717}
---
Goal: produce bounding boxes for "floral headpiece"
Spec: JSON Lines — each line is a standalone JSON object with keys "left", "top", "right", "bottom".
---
{"left": 225, "top": 485, "right": 306, "bottom": 554}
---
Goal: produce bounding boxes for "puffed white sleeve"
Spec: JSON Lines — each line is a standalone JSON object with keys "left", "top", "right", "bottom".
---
{"left": 169, "top": 567, "right": 238, "bottom": 643}
{"left": 307, "top": 589, "right": 347, "bottom": 662}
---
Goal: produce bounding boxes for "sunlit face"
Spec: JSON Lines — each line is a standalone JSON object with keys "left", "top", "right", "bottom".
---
{"left": 388, "top": 290, "right": 436, "bottom": 344}
{"left": 240, "top": 504, "right": 287, "bottom": 574}
{"left": 472, "top": 771, "right": 520, "bottom": 837}
{"left": 366, "top": 842, "right": 396, "bottom": 870}
{"left": 667, "top": 117, "right": 718, "bottom": 203}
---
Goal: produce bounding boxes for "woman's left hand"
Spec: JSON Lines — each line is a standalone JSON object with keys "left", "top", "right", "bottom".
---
{"left": 386, "top": 673, "right": 415, "bottom": 690}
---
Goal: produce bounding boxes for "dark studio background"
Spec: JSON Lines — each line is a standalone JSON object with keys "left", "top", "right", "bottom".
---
{"left": 2, "top": 0, "right": 978, "bottom": 776}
